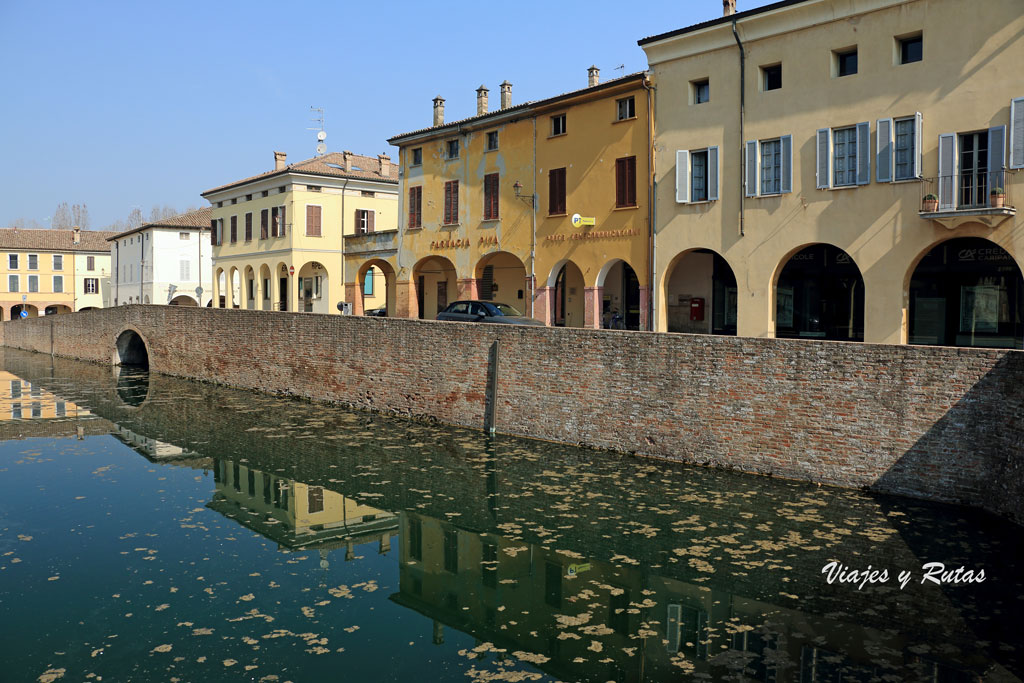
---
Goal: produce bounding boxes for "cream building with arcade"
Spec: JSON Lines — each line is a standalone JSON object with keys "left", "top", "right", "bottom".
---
{"left": 203, "top": 150, "right": 398, "bottom": 314}
{"left": 642, "top": 0, "right": 1023, "bottom": 348}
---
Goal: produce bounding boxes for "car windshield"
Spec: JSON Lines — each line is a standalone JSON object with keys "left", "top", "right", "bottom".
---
{"left": 491, "top": 303, "right": 522, "bottom": 316}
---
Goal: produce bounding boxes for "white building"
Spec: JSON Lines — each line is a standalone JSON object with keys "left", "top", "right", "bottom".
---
{"left": 108, "top": 208, "right": 213, "bottom": 307}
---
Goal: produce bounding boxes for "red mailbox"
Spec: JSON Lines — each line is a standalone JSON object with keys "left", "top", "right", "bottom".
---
{"left": 689, "top": 297, "right": 705, "bottom": 321}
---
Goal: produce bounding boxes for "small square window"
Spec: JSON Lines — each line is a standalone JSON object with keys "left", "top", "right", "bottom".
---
{"left": 262, "top": 190, "right": 269, "bottom": 197}
{"left": 616, "top": 96, "right": 636, "bottom": 121}
{"left": 179, "top": 232, "right": 190, "bottom": 240}
{"left": 899, "top": 34, "right": 922, "bottom": 64}
{"left": 693, "top": 79, "right": 710, "bottom": 104}
{"left": 835, "top": 48, "right": 858, "bottom": 77}
{"left": 245, "top": 194, "right": 252, "bottom": 201}
{"left": 762, "top": 64, "right": 782, "bottom": 91}
{"left": 446, "top": 139, "right": 459, "bottom": 159}
{"left": 551, "top": 114, "right": 566, "bottom": 136}
{"left": 411, "top": 147, "right": 423, "bottom": 166}
{"left": 486, "top": 131, "right": 499, "bottom": 151}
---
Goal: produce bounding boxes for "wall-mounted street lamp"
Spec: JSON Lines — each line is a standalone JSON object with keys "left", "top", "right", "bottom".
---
{"left": 512, "top": 181, "right": 535, "bottom": 206}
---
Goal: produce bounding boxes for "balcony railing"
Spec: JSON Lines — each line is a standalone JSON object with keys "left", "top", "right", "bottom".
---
{"left": 919, "top": 170, "right": 1016, "bottom": 229}
{"left": 343, "top": 228, "right": 398, "bottom": 255}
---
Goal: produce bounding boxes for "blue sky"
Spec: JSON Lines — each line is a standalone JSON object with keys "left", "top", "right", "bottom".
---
{"left": 0, "top": 0, "right": 774, "bottom": 229}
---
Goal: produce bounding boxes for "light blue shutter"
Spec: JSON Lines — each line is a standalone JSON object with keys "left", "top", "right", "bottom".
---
{"left": 816, "top": 129, "right": 830, "bottom": 189}
{"left": 876, "top": 118, "right": 893, "bottom": 183}
{"left": 914, "top": 112, "right": 923, "bottom": 178}
{"left": 988, "top": 125, "right": 1006, "bottom": 195}
{"left": 938, "top": 133, "right": 956, "bottom": 210}
{"left": 708, "top": 146, "right": 719, "bottom": 201}
{"left": 781, "top": 135, "right": 793, "bottom": 193}
{"left": 856, "top": 121, "right": 871, "bottom": 185}
{"left": 1011, "top": 97, "right": 1024, "bottom": 170}
{"left": 675, "top": 150, "right": 689, "bottom": 203}
{"left": 745, "top": 140, "right": 758, "bottom": 197}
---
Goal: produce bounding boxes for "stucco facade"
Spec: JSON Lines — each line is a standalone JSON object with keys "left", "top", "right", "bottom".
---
{"left": 387, "top": 72, "right": 653, "bottom": 328}
{"left": 642, "top": 0, "right": 1024, "bottom": 347}
{"left": 203, "top": 151, "right": 398, "bottom": 314}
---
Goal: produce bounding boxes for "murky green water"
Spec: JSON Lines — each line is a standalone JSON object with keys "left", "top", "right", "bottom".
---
{"left": 0, "top": 349, "right": 1021, "bottom": 683}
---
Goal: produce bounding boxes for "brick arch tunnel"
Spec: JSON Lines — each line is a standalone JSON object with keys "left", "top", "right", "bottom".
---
{"left": 115, "top": 329, "right": 149, "bottom": 369}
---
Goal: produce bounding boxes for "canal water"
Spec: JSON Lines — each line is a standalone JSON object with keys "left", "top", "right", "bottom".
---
{"left": 0, "top": 349, "right": 1021, "bottom": 683}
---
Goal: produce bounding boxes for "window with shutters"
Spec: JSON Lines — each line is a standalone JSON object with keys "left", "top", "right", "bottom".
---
{"left": 760, "top": 139, "right": 782, "bottom": 194}
{"left": 306, "top": 205, "right": 322, "bottom": 237}
{"left": 244, "top": 213, "right": 252, "bottom": 241}
{"left": 549, "top": 168, "right": 566, "bottom": 215}
{"left": 355, "top": 209, "right": 374, "bottom": 234}
{"left": 261, "top": 209, "right": 269, "bottom": 239}
{"left": 551, "top": 114, "right": 566, "bottom": 137}
{"left": 271, "top": 207, "right": 279, "bottom": 237}
{"left": 87, "top": 256, "right": 95, "bottom": 271}
{"left": 7, "top": 275, "right": 17, "bottom": 292}
{"left": 615, "top": 156, "right": 637, "bottom": 208}
{"left": 28, "top": 254, "right": 37, "bottom": 270}
{"left": 483, "top": 173, "right": 499, "bottom": 220}
{"left": 894, "top": 118, "right": 916, "bottom": 181}
{"left": 616, "top": 96, "right": 636, "bottom": 121}
{"left": 833, "top": 126, "right": 858, "bottom": 186}
{"left": 52, "top": 275, "right": 63, "bottom": 293}
{"left": 180, "top": 260, "right": 190, "bottom": 280}
{"left": 959, "top": 131, "right": 989, "bottom": 208}
{"left": 408, "top": 186, "right": 423, "bottom": 228}
{"left": 691, "top": 151, "right": 708, "bottom": 202}
{"left": 84, "top": 278, "right": 98, "bottom": 294}
{"left": 230, "top": 216, "right": 238, "bottom": 243}
{"left": 52, "top": 254, "right": 62, "bottom": 271}
{"left": 8, "top": 254, "right": 17, "bottom": 270}
{"left": 28, "top": 275, "right": 38, "bottom": 292}
{"left": 1012, "top": 97, "right": 1024, "bottom": 171}
{"left": 443, "top": 180, "right": 459, "bottom": 225}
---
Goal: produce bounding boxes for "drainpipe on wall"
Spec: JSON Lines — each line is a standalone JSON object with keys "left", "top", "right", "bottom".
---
{"left": 341, "top": 178, "right": 349, "bottom": 312}
{"left": 733, "top": 18, "right": 746, "bottom": 238}
{"left": 114, "top": 241, "right": 119, "bottom": 305}
{"left": 530, "top": 116, "right": 537, "bottom": 319}
{"left": 643, "top": 75, "right": 656, "bottom": 331}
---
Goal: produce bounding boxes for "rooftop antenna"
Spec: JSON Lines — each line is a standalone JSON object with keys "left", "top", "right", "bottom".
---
{"left": 308, "top": 106, "right": 326, "bottom": 156}
{"left": 613, "top": 63, "right": 625, "bottom": 73}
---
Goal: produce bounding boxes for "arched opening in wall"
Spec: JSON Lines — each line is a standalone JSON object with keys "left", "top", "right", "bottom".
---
{"left": 475, "top": 252, "right": 527, "bottom": 309}
{"left": 775, "top": 244, "right": 864, "bottom": 342}
{"left": 550, "top": 260, "right": 585, "bottom": 328}
{"left": 258, "top": 264, "right": 273, "bottom": 311}
{"left": 243, "top": 266, "right": 256, "bottom": 310}
{"left": 597, "top": 259, "right": 641, "bottom": 330}
{"left": 169, "top": 295, "right": 198, "bottom": 306}
{"left": 44, "top": 305, "right": 73, "bottom": 316}
{"left": 908, "top": 237, "right": 1023, "bottom": 349}
{"left": 114, "top": 365, "right": 150, "bottom": 407}
{"left": 216, "top": 269, "right": 226, "bottom": 308}
{"left": 78, "top": 307, "right": 98, "bottom": 312}
{"left": 664, "top": 249, "right": 737, "bottom": 335}
{"left": 230, "top": 268, "right": 241, "bottom": 309}
{"left": 275, "top": 262, "right": 290, "bottom": 311}
{"left": 144, "top": 295, "right": 150, "bottom": 304}
{"left": 412, "top": 256, "right": 456, "bottom": 319}
{"left": 297, "top": 261, "right": 329, "bottom": 314}
{"left": 358, "top": 259, "right": 396, "bottom": 316}
{"left": 115, "top": 329, "right": 149, "bottom": 369}
{"left": 11, "top": 304, "right": 39, "bottom": 319}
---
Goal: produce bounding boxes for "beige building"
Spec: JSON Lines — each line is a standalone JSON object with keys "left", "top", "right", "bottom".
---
{"left": 202, "top": 151, "right": 398, "bottom": 314}
{"left": 0, "top": 227, "right": 116, "bottom": 320}
{"left": 641, "top": 0, "right": 1023, "bottom": 347}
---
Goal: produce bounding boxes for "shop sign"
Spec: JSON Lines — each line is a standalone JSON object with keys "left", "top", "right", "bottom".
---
{"left": 567, "top": 563, "right": 591, "bottom": 576}
{"left": 479, "top": 235, "right": 498, "bottom": 247}
{"left": 571, "top": 213, "right": 596, "bottom": 228}
{"left": 545, "top": 228, "right": 640, "bottom": 242}
{"left": 958, "top": 247, "right": 1011, "bottom": 263}
{"left": 430, "top": 238, "right": 470, "bottom": 249}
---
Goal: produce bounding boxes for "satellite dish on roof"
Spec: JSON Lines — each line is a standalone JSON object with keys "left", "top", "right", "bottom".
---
{"left": 317, "top": 131, "right": 327, "bottom": 141}
{"left": 316, "top": 143, "right": 327, "bottom": 155}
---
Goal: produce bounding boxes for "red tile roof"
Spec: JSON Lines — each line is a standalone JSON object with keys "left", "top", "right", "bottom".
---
{"left": 202, "top": 151, "right": 398, "bottom": 197}
{"left": 108, "top": 207, "right": 212, "bottom": 240}
{"left": 0, "top": 228, "right": 119, "bottom": 253}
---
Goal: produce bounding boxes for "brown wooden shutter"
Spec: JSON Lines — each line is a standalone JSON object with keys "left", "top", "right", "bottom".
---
{"left": 230, "top": 215, "right": 237, "bottom": 243}
{"left": 484, "top": 173, "right": 499, "bottom": 220}
{"left": 355, "top": 209, "right": 364, "bottom": 234}
{"left": 270, "top": 207, "right": 278, "bottom": 237}
{"left": 627, "top": 156, "right": 637, "bottom": 206}
{"left": 549, "top": 168, "right": 566, "bottom": 214}
{"left": 279, "top": 206, "right": 286, "bottom": 236}
{"left": 261, "top": 209, "right": 269, "bottom": 239}
{"left": 245, "top": 213, "right": 252, "bottom": 241}
{"left": 615, "top": 159, "right": 626, "bottom": 207}
{"left": 306, "top": 205, "right": 321, "bottom": 236}
{"left": 444, "top": 182, "right": 453, "bottom": 224}
{"left": 367, "top": 210, "right": 375, "bottom": 233}
{"left": 210, "top": 219, "right": 218, "bottom": 246}
{"left": 408, "top": 188, "right": 419, "bottom": 228}
{"left": 415, "top": 187, "right": 422, "bottom": 227}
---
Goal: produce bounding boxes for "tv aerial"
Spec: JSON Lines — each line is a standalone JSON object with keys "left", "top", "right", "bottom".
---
{"left": 308, "top": 106, "right": 326, "bottom": 156}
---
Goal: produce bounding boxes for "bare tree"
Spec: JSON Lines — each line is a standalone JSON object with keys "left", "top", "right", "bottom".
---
{"left": 10, "top": 217, "right": 45, "bottom": 229}
{"left": 52, "top": 202, "right": 73, "bottom": 229}
{"left": 127, "top": 207, "right": 144, "bottom": 229}
{"left": 71, "top": 204, "right": 91, "bottom": 229}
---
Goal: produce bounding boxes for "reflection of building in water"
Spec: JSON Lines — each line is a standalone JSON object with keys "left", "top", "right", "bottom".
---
{"left": 113, "top": 425, "right": 199, "bottom": 461}
{"left": 208, "top": 457, "right": 398, "bottom": 556}
{"left": 0, "top": 371, "right": 90, "bottom": 421}
{"left": 391, "top": 512, "right": 987, "bottom": 683}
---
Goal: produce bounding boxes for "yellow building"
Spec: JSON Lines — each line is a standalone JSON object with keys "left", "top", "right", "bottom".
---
{"left": 0, "top": 227, "right": 115, "bottom": 320}
{"left": 202, "top": 150, "right": 398, "bottom": 314}
{"left": 641, "top": 0, "right": 1023, "bottom": 347}
{"left": 0, "top": 371, "right": 91, "bottom": 420}
{"left": 384, "top": 70, "right": 652, "bottom": 328}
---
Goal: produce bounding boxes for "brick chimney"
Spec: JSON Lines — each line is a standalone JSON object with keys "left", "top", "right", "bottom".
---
{"left": 378, "top": 153, "right": 391, "bottom": 177}
{"left": 72, "top": 226, "right": 81, "bottom": 244}
{"left": 343, "top": 150, "right": 354, "bottom": 172}
{"left": 476, "top": 85, "right": 489, "bottom": 116}
{"left": 723, "top": 0, "right": 736, "bottom": 15}
{"left": 588, "top": 65, "right": 600, "bottom": 87}
{"left": 499, "top": 81, "right": 512, "bottom": 109}
{"left": 433, "top": 95, "right": 445, "bottom": 126}
{"left": 274, "top": 151, "right": 287, "bottom": 170}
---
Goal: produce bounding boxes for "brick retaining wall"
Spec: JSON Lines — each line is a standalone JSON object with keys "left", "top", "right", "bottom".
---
{"left": 3, "top": 305, "right": 1022, "bottom": 521}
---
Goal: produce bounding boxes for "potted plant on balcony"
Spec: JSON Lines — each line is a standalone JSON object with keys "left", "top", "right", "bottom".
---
{"left": 922, "top": 193, "right": 938, "bottom": 212}
{"left": 990, "top": 187, "right": 1006, "bottom": 208}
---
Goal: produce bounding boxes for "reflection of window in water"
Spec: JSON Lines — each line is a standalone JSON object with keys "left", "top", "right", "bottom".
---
{"left": 408, "top": 518, "right": 423, "bottom": 562}
{"left": 544, "top": 562, "right": 562, "bottom": 608}
{"left": 308, "top": 486, "right": 324, "bottom": 513}
{"left": 55, "top": 401, "right": 65, "bottom": 417}
{"left": 482, "top": 542, "right": 497, "bottom": 588}
{"left": 667, "top": 604, "right": 709, "bottom": 659}
{"left": 30, "top": 384, "right": 41, "bottom": 398}
{"left": 31, "top": 402, "right": 41, "bottom": 418}
{"left": 10, "top": 381, "right": 21, "bottom": 399}
{"left": 263, "top": 473, "right": 272, "bottom": 505}
{"left": 233, "top": 463, "right": 241, "bottom": 492}
{"left": 11, "top": 402, "right": 22, "bottom": 420}
{"left": 609, "top": 587, "right": 630, "bottom": 635}
{"left": 731, "top": 629, "right": 777, "bottom": 681}
{"left": 443, "top": 530, "right": 458, "bottom": 573}
{"left": 247, "top": 470, "right": 256, "bottom": 497}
